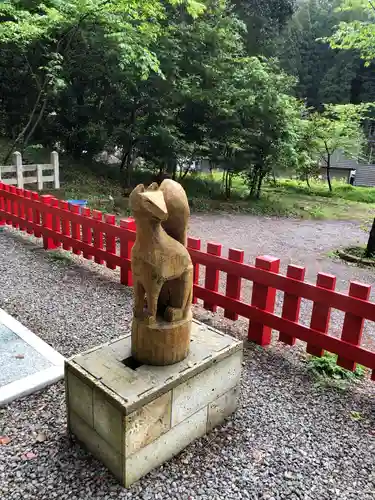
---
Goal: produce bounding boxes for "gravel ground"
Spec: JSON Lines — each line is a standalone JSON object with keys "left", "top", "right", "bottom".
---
{"left": 189, "top": 215, "right": 375, "bottom": 351}
{"left": 0, "top": 216, "right": 375, "bottom": 500}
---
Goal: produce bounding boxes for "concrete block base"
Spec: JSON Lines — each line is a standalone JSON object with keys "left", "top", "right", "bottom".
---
{"left": 65, "top": 320, "right": 243, "bottom": 486}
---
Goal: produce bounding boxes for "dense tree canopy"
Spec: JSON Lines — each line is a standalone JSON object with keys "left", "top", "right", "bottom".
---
{"left": 0, "top": 0, "right": 373, "bottom": 198}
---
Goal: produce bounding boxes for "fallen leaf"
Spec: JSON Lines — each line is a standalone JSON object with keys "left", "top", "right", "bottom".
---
{"left": 14, "top": 354, "right": 24, "bottom": 359}
{"left": 0, "top": 436, "right": 11, "bottom": 445}
{"left": 22, "top": 452, "right": 37, "bottom": 460}
{"left": 35, "top": 432, "right": 47, "bottom": 443}
{"left": 350, "top": 411, "right": 363, "bottom": 421}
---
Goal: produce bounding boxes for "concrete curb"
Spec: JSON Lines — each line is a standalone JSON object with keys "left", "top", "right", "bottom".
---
{"left": 0, "top": 309, "right": 65, "bottom": 407}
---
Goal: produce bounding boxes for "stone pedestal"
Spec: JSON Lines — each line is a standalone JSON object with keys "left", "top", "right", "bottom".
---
{"left": 65, "top": 320, "right": 243, "bottom": 487}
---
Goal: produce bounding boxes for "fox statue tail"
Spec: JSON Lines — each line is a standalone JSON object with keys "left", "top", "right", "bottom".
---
{"left": 159, "top": 179, "right": 190, "bottom": 247}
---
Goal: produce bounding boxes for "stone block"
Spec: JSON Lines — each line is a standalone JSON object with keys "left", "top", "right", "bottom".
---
{"left": 93, "top": 388, "right": 123, "bottom": 452}
{"left": 207, "top": 386, "right": 239, "bottom": 431}
{"left": 171, "top": 349, "right": 242, "bottom": 426}
{"left": 125, "top": 391, "right": 171, "bottom": 457}
{"left": 70, "top": 410, "right": 124, "bottom": 483}
{"left": 67, "top": 371, "right": 93, "bottom": 426}
{"left": 65, "top": 320, "right": 242, "bottom": 487}
{"left": 125, "top": 407, "right": 207, "bottom": 487}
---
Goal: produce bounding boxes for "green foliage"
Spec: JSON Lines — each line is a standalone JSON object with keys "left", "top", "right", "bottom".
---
{"left": 300, "top": 103, "right": 370, "bottom": 190}
{"left": 278, "top": 178, "right": 375, "bottom": 203}
{"left": 307, "top": 352, "right": 366, "bottom": 381}
{"left": 233, "top": 0, "right": 296, "bottom": 56}
{"left": 278, "top": 0, "right": 375, "bottom": 109}
{"left": 328, "top": 0, "right": 375, "bottom": 65}
{"left": 0, "top": 0, "right": 373, "bottom": 203}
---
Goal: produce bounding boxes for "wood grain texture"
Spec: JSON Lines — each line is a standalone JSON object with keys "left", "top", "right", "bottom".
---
{"left": 129, "top": 180, "right": 193, "bottom": 365}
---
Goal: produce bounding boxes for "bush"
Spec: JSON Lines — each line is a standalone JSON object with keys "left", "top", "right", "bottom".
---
{"left": 307, "top": 352, "right": 365, "bottom": 381}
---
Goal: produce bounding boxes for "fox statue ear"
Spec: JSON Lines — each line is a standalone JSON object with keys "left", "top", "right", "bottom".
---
{"left": 133, "top": 184, "right": 145, "bottom": 193}
{"left": 147, "top": 182, "right": 159, "bottom": 191}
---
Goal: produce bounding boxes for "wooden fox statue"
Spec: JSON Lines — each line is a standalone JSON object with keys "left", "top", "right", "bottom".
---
{"left": 129, "top": 179, "right": 193, "bottom": 324}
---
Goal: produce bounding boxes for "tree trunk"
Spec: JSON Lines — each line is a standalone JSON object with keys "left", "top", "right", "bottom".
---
{"left": 272, "top": 169, "right": 277, "bottom": 186}
{"left": 256, "top": 172, "right": 265, "bottom": 199}
{"left": 221, "top": 169, "right": 225, "bottom": 189}
{"left": 250, "top": 166, "right": 259, "bottom": 197}
{"left": 22, "top": 97, "right": 48, "bottom": 152}
{"left": 2, "top": 89, "right": 43, "bottom": 163}
{"left": 326, "top": 154, "right": 332, "bottom": 192}
{"left": 225, "top": 170, "right": 231, "bottom": 199}
{"left": 123, "top": 149, "right": 134, "bottom": 188}
{"left": 120, "top": 150, "right": 129, "bottom": 171}
{"left": 366, "top": 218, "right": 375, "bottom": 257}
{"left": 306, "top": 174, "right": 311, "bottom": 188}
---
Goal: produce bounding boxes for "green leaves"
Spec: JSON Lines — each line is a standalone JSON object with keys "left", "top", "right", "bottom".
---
{"left": 327, "top": 0, "right": 375, "bottom": 64}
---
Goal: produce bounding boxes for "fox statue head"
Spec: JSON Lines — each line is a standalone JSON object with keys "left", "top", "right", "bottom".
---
{"left": 129, "top": 183, "right": 168, "bottom": 221}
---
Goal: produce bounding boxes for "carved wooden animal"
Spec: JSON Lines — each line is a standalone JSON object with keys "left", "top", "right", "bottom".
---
{"left": 129, "top": 181, "right": 193, "bottom": 324}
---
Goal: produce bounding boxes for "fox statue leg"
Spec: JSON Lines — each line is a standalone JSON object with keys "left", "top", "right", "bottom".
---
{"left": 144, "top": 280, "right": 164, "bottom": 324}
{"left": 133, "top": 280, "right": 145, "bottom": 318}
{"left": 164, "top": 268, "right": 193, "bottom": 322}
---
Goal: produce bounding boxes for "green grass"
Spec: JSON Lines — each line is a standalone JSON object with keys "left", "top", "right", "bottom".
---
{"left": 38, "top": 163, "right": 375, "bottom": 222}
{"left": 276, "top": 178, "right": 375, "bottom": 204}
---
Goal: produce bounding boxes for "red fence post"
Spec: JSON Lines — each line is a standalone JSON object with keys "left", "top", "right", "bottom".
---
{"left": 224, "top": 248, "right": 244, "bottom": 320}
{"left": 120, "top": 218, "right": 136, "bottom": 285}
{"left": 40, "top": 195, "right": 57, "bottom": 250}
{"left": 4, "top": 184, "right": 12, "bottom": 225}
{"left": 50, "top": 197, "right": 61, "bottom": 248}
{"left": 59, "top": 200, "right": 71, "bottom": 251}
{"left": 9, "top": 186, "right": 18, "bottom": 228}
{"left": 104, "top": 214, "right": 117, "bottom": 270}
{"left": 306, "top": 273, "right": 336, "bottom": 357}
{"left": 279, "top": 265, "right": 306, "bottom": 346}
{"left": 70, "top": 204, "right": 81, "bottom": 255}
{"left": 337, "top": 281, "right": 371, "bottom": 371}
{"left": 81, "top": 207, "right": 92, "bottom": 259}
{"left": 31, "top": 192, "right": 41, "bottom": 237}
{"left": 16, "top": 188, "right": 26, "bottom": 231}
{"left": 248, "top": 256, "right": 280, "bottom": 346}
{"left": 92, "top": 210, "right": 104, "bottom": 264}
{"left": 203, "top": 242, "right": 222, "bottom": 312}
{"left": 187, "top": 237, "right": 201, "bottom": 304}
{"left": 24, "top": 190, "right": 33, "bottom": 234}
{"left": 0, "top": 182, "right": 5, "bottom": 226}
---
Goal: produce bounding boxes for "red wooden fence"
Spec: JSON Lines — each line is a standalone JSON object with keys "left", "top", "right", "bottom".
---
{"left": 1, "top": 182, "right": 375, "bottom": 380}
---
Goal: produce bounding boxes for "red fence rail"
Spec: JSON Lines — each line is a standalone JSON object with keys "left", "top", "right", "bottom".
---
{"left": 1, "top": 182, "right": 375, "bottom": 380}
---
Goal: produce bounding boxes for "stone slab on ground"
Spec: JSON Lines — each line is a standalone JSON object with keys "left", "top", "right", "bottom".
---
{"left": 65, "top": 319, "right": 243, "bottom": 486}
{"left": 0, "top": 308, "right": 65, "bottom": 406}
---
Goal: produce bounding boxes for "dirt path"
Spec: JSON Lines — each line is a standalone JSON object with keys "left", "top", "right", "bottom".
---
{"left": 189, "top": 214, "right": 374, "bottom": 289}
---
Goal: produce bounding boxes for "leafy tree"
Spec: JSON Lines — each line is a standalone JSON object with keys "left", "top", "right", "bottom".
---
{"left": 305, "top": 104, "right": 368, "bottom": 191}
{"left": 328, "top": 0, "right": 375, "bottom": 65}
{"left": 0, "top": 0, "right": 205, "bottom": 161}
{"left": 232, "top": 0, "right": 296, "bottom": 55}
{"left": 278, "top": 0, "right": 375, "bottom": 108}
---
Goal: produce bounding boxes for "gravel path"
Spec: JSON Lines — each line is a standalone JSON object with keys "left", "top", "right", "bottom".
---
{"left": 0, "top": 216, "right": 374, "bottom": 500}
{"left": 189, "top": 215, "right": 375, "bottom": 351}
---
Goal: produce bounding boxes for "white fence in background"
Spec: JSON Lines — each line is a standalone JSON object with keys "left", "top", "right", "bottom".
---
{"left": 0, "top": 151, "right": 60, "bottom": 190}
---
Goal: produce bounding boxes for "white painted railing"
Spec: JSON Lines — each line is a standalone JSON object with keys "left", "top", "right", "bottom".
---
{"left": 0, "top": 151, "right": 60, "bottom": 190}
